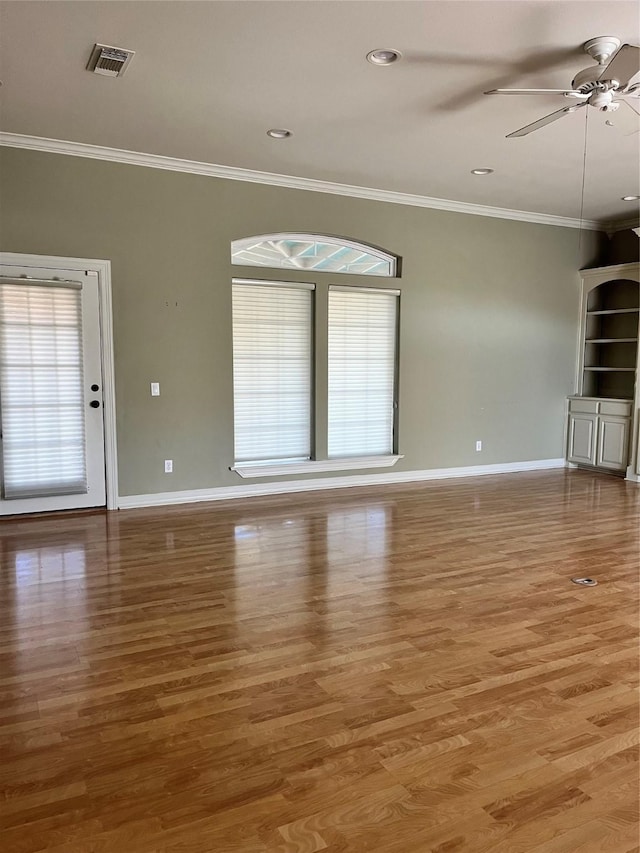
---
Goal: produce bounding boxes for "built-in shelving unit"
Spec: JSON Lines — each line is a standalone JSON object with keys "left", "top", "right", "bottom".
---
{"left": 582, "top": 278, "right": 639, "bottom": 399}
{"left": 567, "top": 263, "right": 640, "bottom": 481}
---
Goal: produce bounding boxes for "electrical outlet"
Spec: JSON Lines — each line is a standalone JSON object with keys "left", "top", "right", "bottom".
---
{"left": 164, "top": 459, "right": 173, "bottom": 473}
{"left": 475, "top": 440, "right": 482, "bottom": 452}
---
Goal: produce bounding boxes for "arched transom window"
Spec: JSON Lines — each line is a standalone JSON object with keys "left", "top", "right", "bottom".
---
{"left": 231, "top": 233, "right": 397, "bottom": 277}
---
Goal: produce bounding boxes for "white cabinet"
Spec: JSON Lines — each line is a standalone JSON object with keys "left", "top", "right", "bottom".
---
{"left": 567, "top": 398, "right": 632, "bottom": 473}
{"left": 567, "top": 411, "right": 597, "bottom": 466}
{"left": 568, "top": 264, "right": 639, "bottom": 480}
{"left": 597, "top": 415, "right": 630, "bottom": 471}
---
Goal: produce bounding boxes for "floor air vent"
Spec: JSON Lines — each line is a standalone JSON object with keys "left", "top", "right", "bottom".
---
{"left": 87, "top": 44, "right": 135, "bottom": 77}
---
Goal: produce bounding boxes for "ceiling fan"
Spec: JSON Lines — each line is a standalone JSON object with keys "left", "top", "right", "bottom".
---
{"left": 485, "top": 37, "right": 640, "bottom": 137}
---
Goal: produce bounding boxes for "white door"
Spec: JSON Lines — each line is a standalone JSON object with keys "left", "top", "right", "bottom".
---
{"left": 0, "top": 264, "right": 106, "bottom": 515}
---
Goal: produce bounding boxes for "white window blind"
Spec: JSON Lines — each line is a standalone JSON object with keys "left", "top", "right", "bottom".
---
{"left": 0, "top": 281, "right": 88, "bottom": 499}
{"left": 328, "top": 286, "right": 399, "bottom": 458}
{"left": 232, "top": 280, "right": 313, "bottom": 464}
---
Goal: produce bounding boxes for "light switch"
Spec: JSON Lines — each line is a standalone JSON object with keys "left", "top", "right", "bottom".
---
{"left": 150, "top": 382, "right": 160, "bottom": 397}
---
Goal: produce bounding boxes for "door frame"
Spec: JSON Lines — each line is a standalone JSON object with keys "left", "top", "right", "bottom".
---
{"left": 0, "top": 252, "right": 118, "bottom": 510}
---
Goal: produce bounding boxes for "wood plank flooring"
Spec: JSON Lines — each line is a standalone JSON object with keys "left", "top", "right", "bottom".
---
{"left": 0, "top": 469, "right": 638, "bottom": 852}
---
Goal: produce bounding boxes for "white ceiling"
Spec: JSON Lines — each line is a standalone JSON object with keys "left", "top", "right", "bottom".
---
{"left": 1, "top": 0, "right": 639, "bottom": 226}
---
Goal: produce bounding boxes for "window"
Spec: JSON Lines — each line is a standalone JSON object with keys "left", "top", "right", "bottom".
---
{"left": 231, "top": 235, "right": 402, "bottom": 477}
{"left": 328, "top": 287, "right": 399, "bottom": 458}
{"left": 0, "top": 281, "right": 87, "bottom": 499}
{"left": 232, "top": 279, "right": 313, "bottom": 465}
{"left": 232, "top": 234, "right": 397, "bottom": 277}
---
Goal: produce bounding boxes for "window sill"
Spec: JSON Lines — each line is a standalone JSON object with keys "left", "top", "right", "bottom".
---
{"left": 231, "top": 455, "right": 404, "bottom": 479}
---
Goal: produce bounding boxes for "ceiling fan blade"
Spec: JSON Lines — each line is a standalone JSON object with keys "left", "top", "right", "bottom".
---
{"left": 620, "top": 98, "right": 640, "bottom": 116}
{"left": 485, "top": 88, "right": 581, "bottom": 96}
{"left": 613, "top": 98, "right": 640, "bottom": 136}
{"left": 600, "top": 44, "right": 640, "bottom": 88}
{"left": 506, "top": 103, "right": 585, "bottom": 138}
{"left": 603, "top": 100, "right": 640, "bottom": 135}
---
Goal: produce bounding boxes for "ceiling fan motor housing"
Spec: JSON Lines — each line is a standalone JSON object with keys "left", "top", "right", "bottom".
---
{"left": 571, "top": 66, "right": 609, "bottom": 94}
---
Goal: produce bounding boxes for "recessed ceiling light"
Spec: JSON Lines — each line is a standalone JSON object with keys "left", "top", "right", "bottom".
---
{"left": 266, "top": 128, "right": 292, "bottom": 139}
{"left": 366, "top": 48, "right": 402, "bottom": 66}
{"left": 471, "top": 168, "right": 494, "bottom": 176}
{"left": 621, "top": 195, "right": 640, "bottom": 201}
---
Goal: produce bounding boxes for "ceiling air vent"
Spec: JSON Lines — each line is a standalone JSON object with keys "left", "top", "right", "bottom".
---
{"left": 87, "top": 43, "right": 135, "bottom": 77}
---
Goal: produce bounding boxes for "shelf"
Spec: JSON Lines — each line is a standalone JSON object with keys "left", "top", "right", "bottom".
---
{"left": 581, "top": 277, "right": 638, "bottom": 408}
{"left": 584, "top": 367, "right": 636, "bottom": 372}
{"left": 585, "top": 338, "right": 638, "bottom": 344}
{"left": 568, "top": 395, "right": 633, "bottom": 402}
{"left": 587, "top": 308, "right": 639, "bottom": 316}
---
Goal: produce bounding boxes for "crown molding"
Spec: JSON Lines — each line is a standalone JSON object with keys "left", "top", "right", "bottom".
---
{"left": 602, "top": 217, "right": 640, "bottom": 234}
{"left": 579, "top": 261, "right": 639, "bottom": 279}
{"left": 0, "top": 132, "right": 603, "bottom": 231}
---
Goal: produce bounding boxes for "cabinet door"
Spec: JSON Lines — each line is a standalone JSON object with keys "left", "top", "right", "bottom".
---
{"left": 567, "top": 413, "right": 598, "bottom": 465}
{"left": 597, "top": 416, "right": 630, "bottom": 471}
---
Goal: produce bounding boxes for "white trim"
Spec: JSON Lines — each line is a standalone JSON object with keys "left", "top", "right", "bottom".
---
{"left": 0, "top": 252, "right": 118, "bottom": 510}
{"left": 118, "top": 458, "right": 566, "bottom": 509}
{"left": 603, "top": 218, "right": 640, "bottom": 234}
{"left": 0, "top": 133, "right": 603, "bottom": 231}
{"left": 232, "top": 454, "right": 403, "bottom": 478}
{"left": 579, "top": 262, "right": 640, "bottom": 283}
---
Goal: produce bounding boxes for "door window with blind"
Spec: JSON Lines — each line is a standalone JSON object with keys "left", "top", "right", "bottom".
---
{"left": 0, "top": 281, "right": 87, "bottom": 499}
{"left": 231, "top": 235, "right": 400, "bottom": 474}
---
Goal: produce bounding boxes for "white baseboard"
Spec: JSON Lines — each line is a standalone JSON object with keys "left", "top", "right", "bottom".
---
{"left": 116, "top": 458, "right": 566, "bottom": 509}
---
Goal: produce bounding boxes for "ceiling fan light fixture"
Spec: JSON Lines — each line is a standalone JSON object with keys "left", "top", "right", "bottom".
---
{"left": 266, "top": 128, "right": 292, "bottom": 139}
{"left": 589, "top": 89, "right": 615, "bottom": 109}
{"left": 471, "top": 168, "right": 494, "bottom": 176}
{"left": 366, "top": 49, "right": 402, "bottom": 66}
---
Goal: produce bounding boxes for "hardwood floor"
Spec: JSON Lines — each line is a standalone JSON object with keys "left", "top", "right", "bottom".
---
{"left": 0, "top": 469, "right": 638, "bottom": 852}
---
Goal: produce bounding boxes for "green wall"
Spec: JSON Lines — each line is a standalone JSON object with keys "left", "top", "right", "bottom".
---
{"left": 0, "top": 147, "right": 603, "bottom": 497}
